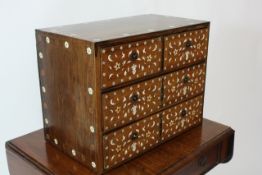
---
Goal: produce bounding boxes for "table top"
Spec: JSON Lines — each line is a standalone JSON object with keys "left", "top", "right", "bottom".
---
{"left": 37, "top": 14, "right": 208, "bottom": 43}
{"left": 6, "top": 118, "right": 233, "bottom": 175}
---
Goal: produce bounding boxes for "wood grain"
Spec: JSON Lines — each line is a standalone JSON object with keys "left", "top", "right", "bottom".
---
{"left": 162, "top": 95, "right": 204, "bottom": 142}
{"left": 38, "top": 14, "right": 208, "bottom": 44}
{"left": 35, "top": 31, "right": 102, "bottom": 173}
{"left": 6, "top": 119, "right": 234, "bottom": 175}
{"left": 35, "top": 15, "right": 210, "bottom": 173}
{"left": 100, "top": 37, "right": 162, "bottom": 88}
{"left": 102, "top": 77, "right": 162, "bottom": 132}
{"left": 103, "top": 114, "right": 161, "bottom": 169}
{"left": 163, "top": 63, "right": 206, "bottom": 107}
{"left": 164, "top": 28, "right": 209, "bottom": 71}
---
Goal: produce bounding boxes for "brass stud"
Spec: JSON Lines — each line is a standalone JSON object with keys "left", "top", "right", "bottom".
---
{"left": 42, "top": 86, "right": 46, "bottom": 93}
{"left": 44, "top": 118, "right": 49, "bottom": 124}
{"left": 46, "top": 36, "right": 50, "bottom": 44}
{"left": 90, "top": 126, "right": 95, "bottom": 133}
{"left": 91, "top": 161, "right": 96, "bottom": 168}
{"left": 64, "top": 41, "right": 69, "bottom": 48}
{"left": 86, "top": 47, "right": 92, "bottom": 55}
{"left": 88, "top": 87, "right": 93, "bottom": 95}
{"left": 72, "top": 149, "right": 76, "bottom": 156}
{"left": 39, "top": 52, "right": 43, "bottom": 59}
{"left": 54, "top": 138, "right": 58, "bottom": 145}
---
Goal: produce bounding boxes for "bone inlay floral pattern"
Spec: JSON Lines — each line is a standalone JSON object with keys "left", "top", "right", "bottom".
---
{"left": 102, "top": 77, "right": 162, "bottom": 132}
{"left": 103, "top": 114, "right": 160, "bottom": 169}
{"left": 163, "top": 63, "right": 206, "bottom": 106}
{"left": 162, "top": 95, "right": 203, "bottom": 141}
{"left": 164, "top": 28, "right": 209, "bottom": 71}
{"left": 100, "top": 38, "right": 162, "bottom": 88}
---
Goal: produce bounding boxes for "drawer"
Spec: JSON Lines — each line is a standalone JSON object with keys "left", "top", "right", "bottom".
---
{"left": 161, "top": 95, "right": 203, "bottom": 142}
{"left": 103, "top": 114, "right": 161, "bottom": 170}
{"left": 102, "top": 77, "right": 162, "bottom": 132}
{"left": 100, "top": 37, "right": 162, "bottom": 88}
{"left": 176, "top": 145, "right": 219, "bottom": 175}
{"left": 164, "top": 28, "right": 209, "bottom": 71}
{"left": 163, "top": 63, "right": 206, "bottom": 106}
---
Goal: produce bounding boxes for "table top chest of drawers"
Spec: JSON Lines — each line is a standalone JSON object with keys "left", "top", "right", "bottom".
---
{"left": 36, "top": 14, "right": 210, "bottom": 174}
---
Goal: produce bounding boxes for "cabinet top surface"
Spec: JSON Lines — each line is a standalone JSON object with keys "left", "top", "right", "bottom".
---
{"left": 6, "top": 119, "right": 233, "bottom": 175}
{"left": 37, "top": 14, "right": 208, "bottom": 43}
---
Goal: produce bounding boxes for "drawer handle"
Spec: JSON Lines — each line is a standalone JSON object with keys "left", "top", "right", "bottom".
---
{"left": 131, "top": 94, "right": 139, "bottom": 102}
{"left": 130, "top": 132, "right": 139, "bottom": 140}
{"left": 183, "top": 76, "right": 190, "bottom": 84}
{"left": 185, "top": 40, "right": 193, "bottom": 48}
{"left": 180, "top": 109, "right": 187, "bottom": 118}
{"left": 130, "top": 51, "right": 139, "bottom": 61}
{"left": 198, "top": 155, "right": 208, "bottom": 167}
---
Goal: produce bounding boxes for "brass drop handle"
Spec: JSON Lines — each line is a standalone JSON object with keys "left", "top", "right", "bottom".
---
{"left": 185, "top": 40, "right": 193, "bottom": 48}
{"left": 130, "top": 51, "right": 138, "bottom": 61}
{"left": 130, "top": 132, "right": 139, "bottom": 140}
{"left": 181, "top": 109, "right": 187, "bottom": 118}
{"left": 183, "top": 76, "right": 190, "bottom": 84}
{"left": 131, "top": 94, "right": 139, "bottom": 102}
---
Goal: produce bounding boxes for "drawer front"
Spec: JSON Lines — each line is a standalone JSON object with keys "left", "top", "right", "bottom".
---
{"left": 176, "top": 145, "right": 219, "bottom": 175}
{"left": 102, "top": 77, "right": 162, "bottom": 132}
{"left": 100, "top": 38, "right": 162, "bottom": 88}
{"left": 164, "top": 28, "right": 209, "bottom": 71}
{"left": 162, "top": 95, "right": 203, "bottom": 142}
{"left": 163, "top": 63, "right": 206, "bottom": 106}
{"left": 103, "top": 114, "right": 161, "bottom": 169}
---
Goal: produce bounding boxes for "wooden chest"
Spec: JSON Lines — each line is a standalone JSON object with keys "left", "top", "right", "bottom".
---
{"left": 35, "top": 14, "right": 210, "bottom": 174}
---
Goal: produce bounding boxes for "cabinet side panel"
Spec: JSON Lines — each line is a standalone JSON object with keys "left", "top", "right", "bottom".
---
{"left": 35, "top": 31, "right": 98, "bottom": 172}
{"left": 201, "top": 24, "right": 210, "bottom": 123}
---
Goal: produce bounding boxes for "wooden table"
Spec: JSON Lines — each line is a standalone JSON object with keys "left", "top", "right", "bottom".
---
{"left": 6, "top": 119, "right": 234, "bottom": 175}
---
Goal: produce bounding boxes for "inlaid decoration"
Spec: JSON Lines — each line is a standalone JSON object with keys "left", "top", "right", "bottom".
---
{"left": 102, "top": 77, "right": 162, "bottom": 132}
{"left": 162, "top": 95, "right": 204, "bottom": 141}
{"left": 164, "top": 28, "right": 209, "bottom": 71}
{"left": 103, "top": 114, "right": 160, "bottom": 169}
{"left": 163, "top": 63, "right": 206, "bottom": 106}
{"left": 100, "top": 38, "right": 162, "bottom": 88}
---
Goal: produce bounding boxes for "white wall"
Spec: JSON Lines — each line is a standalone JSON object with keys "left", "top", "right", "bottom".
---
{"left": 0, "top": 1, "right": 153, "bottom": 174}
{"left": 0, "top": 0, "right": 261, "bottom": 174}
{"left": 153, "top": 0, "right": 262, "bottom": 174}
